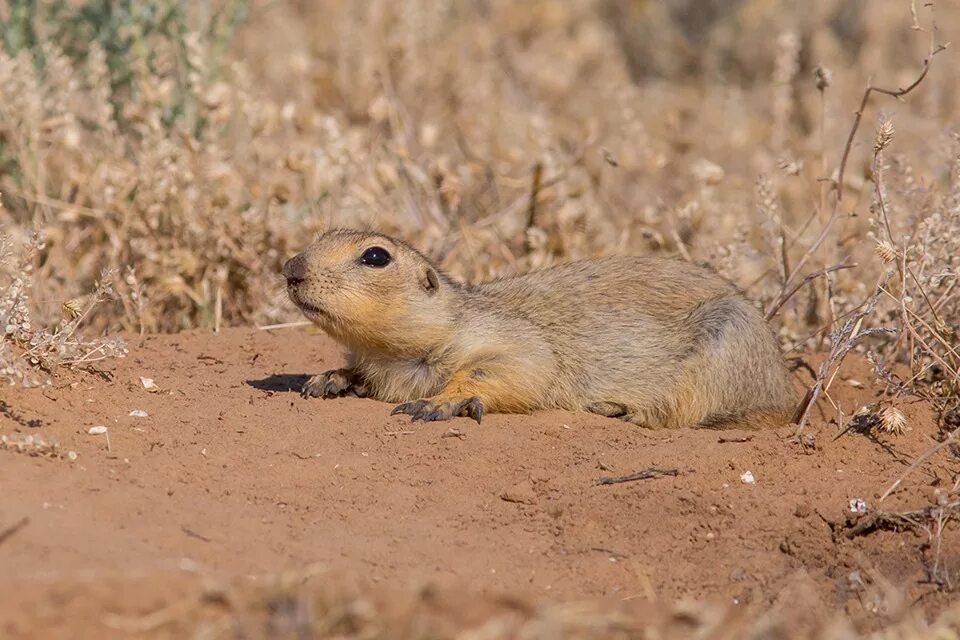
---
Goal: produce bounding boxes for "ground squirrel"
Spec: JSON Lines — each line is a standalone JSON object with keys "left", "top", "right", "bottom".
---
{"left": 283, "top": 229, "right": 794, "bottom": 427}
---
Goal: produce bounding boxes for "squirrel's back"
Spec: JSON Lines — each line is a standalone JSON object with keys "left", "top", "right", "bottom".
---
{"left": 462, "top": 256, "right": 794, "bottom": 428}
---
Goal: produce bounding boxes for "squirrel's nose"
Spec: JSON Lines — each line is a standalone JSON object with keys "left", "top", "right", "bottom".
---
{"left": 283, "top": 254, "right": 307, "bottom": 285}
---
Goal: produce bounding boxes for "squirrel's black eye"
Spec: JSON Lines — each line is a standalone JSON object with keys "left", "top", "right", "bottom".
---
{"left": 359, "top": 246, "right": 391, "bottom": 267}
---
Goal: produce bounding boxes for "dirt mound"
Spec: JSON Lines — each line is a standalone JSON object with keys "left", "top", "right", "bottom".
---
{"left": 1, "top": 328, "right": 957, "bottom": 638}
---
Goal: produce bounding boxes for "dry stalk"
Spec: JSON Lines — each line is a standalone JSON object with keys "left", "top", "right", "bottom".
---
{"left": 764, "top": 262, "right": 856, "bottom": 321}
{"left": 879, "top": 425, "right": 960, "bottom": 502}
{"left": 525, "top": 162, "right": 544, "bottom": 234}
{"left": 665, "top": 206, "right": 693, "bottom": 262}
{"left": 595, "top": 467, "right": 679, "bottom": 486}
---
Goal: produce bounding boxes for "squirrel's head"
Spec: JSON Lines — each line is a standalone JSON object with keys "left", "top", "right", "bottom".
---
{"left": 283, "top": 229, "right": 452, "bottom": 353}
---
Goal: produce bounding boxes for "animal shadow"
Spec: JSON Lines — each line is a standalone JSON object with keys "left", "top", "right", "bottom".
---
{"left": 246, "top": 374, "right": 311, "bottom": 393}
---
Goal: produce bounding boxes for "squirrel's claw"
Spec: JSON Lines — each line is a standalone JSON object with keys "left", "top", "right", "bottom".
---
{"left": 391, "top": 396, "right": 484, "bottom": 424}
{"left": 302, "top": 369, "right": 359, "bottom": 399}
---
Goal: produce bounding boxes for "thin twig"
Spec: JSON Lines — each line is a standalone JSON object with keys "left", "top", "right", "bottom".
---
{"left": 258, "top": 321, "right": 312, "bottom": 331}
{"left": 524, "top": 162, "right": 543, "bottom": 232}
{"left": 181, "top": 526, "right": 213, "bottom": 543}
{"left": 666, "top": 206, "right": 693, "bottom": 262}
{"left": 765, "top": 261, "right": 857, "bottom": 321}
{"left": 595, "top": 467, "right": 678, "bottom": 486}
{"left": 879, "top": 426, "right": 960, "bottom": 502}
{"left": 0, "top": 517, "right": 29, "bottom": 546}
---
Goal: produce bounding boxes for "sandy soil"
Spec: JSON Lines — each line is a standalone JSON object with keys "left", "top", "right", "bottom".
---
{"left": 1, "top": 328, "right": 957, "bottom": 638}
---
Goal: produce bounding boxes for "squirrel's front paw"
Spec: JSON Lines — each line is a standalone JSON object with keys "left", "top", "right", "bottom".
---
{"left": 301, "top": 369, "right": 364, "bottom": 399}
{"left": 391, "top": 396, "right": 484, "bottom": 424}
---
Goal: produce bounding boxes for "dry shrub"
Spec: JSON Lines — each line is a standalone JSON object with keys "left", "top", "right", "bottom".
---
{"left": 871, "top": 135, "right": 960, "bottom": 417}
{"left": 0, "top": 0, "right": 284, "bottom": 336}
{"left": 0, "top": 228, "right": 127, "bottom": 386}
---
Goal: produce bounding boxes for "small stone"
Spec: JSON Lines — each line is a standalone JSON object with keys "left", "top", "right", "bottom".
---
{"left": 847, "top": 571, "right": 865, "bottom": 591}
{"left": 848, "top": 498, "right": 868, "bottom": 514}
{"left": 88, "top": 426, "right": 107, "bottom": 435}
{"left": 129, "top": 409, "right": 148, "bottom": 418}
{"left": 500, "top": 480, "right": 537, "bottom": 505}
{"left": 740, "top": 470, "right": 756, "bottom": 484}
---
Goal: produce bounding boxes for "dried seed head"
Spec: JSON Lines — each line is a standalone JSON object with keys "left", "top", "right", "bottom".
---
{"left": 61, "top": 298, "right": 83, "bottom": 319}
{"left": 284, "top": 151, "right": 308, "bottom": 174}
{"left": 755, "top": 174, "right": 780, "bottom": 223}
{"left": 874, "top": 240, "right": 898, "bottom": 264}
{"left": 935, "top": 321, "right": 956, "bottom": 341}
{"left": 813, "top": 65, "right": 832, "bottom": 91}
{"left": 874, "top": 118, "right": 895, "bottom": 154}
{"left": 931, "top": 379, "right": 959, "bottom": 398}
{"left": 777, "top": 157, "right": 803, "bottom": 176}
{"left": 880, "top": 406, "right": 907, "bottom": 436}
{"left": 691, "top": 159, "right": 724, "bottom": 185}
{"left": 944, "top": 407, "right": 960, "bottom": 429}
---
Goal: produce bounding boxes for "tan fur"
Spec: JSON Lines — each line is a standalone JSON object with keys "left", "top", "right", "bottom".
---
{"left": 283, "top": 229, "right": 795, "bottom": 427}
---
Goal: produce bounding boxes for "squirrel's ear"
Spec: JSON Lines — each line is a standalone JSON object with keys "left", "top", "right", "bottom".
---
{"left": 421, "top": 267, "right": 440, "bottom": 294}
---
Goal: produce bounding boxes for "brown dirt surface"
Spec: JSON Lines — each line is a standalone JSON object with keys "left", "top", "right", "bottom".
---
{"left": 1, "top": 328, "right": 958, "bottom": 639}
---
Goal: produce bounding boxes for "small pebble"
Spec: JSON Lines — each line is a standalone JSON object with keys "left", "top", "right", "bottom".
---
{"left": 129, "top": 409, "right": 148, "bottom": 418}
{"left": 740, "top": 470, "right": 756, "bottom": 484}
{"left": 88, "top": 426, "right": 107, "bottom": 435}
